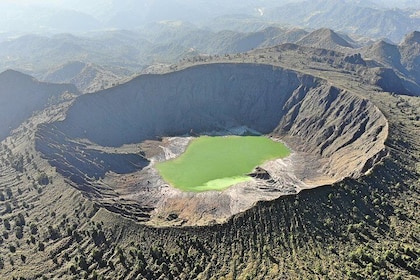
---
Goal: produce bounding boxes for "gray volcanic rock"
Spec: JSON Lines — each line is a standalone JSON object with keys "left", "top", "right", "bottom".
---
{"left": 35, "top": 63, "right": 387, "bottom": 226}
{"left": 52, "top": 64, "right": 304, "bottom": 147}
{"left": 0, "top": 70, "right": 79, "bottom": 141}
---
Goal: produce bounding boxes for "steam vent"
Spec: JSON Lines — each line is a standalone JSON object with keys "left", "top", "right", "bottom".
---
{"left": 36, "top": 63, "right": 388, "bottom": 226}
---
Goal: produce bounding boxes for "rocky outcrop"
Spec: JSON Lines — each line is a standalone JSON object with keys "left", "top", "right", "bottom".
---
{"left": 0, "top": 70, "right": 79, "bottom": 141}
{"left": 35, "top": 63, "right": 388, "bottom": 226}
{"left": 274, "top": 83, "right": 387, "bottom": 178}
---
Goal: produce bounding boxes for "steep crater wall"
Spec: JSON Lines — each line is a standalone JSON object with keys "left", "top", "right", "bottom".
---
{"left": 52, "top": 64, "right": 310, "bottom": 146}
{"left": 35, "top": 63, "right": 388, "bottom": 226}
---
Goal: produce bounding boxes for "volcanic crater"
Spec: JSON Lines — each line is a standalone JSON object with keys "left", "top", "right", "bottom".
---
{"left": 35, "top": 63, "right": 388, "bottom": 226}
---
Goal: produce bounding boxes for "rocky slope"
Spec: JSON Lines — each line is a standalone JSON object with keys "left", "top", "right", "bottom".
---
{"left": 0, "top": 70, "right": 79, "bottom": 141}
{"left": 363, "top": 31, "right": 420, "bottom": 88}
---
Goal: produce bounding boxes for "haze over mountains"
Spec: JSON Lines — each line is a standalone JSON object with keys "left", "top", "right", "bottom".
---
{"left": 1, "top": 0, "right": 420, "bottom": 42}
{"left": 0, "top": 0, "right": 419, "bottom": 94}
{"left": 1, "top": 26, "right": 420, "bottom": 96}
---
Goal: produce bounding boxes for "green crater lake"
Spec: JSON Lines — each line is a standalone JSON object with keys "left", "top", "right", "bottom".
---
{"left": 156, "top": 136, "right": 290, "bottom": 192}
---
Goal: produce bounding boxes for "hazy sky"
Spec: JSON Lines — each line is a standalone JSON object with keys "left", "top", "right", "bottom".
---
{"left": 0, "top": 0, "right": 290, "bottom": 34}
{"left": 0, "top": 0, "right": 419, "bottom": 35}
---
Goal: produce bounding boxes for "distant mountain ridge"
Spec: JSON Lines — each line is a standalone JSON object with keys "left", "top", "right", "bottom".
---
{"left": 265, "top": 0, "right": 420, "bottom": 42}
{"left": 363, "top": 31, "right": 420, "bottom": 85}
{"left": 0, "top": 26, "right": 309, "bottom": 91}
{"left": 42, "top": 61, "right": 131, "bottom": 93}
{"left": 1, "top": 26, "right": 419, "bottom": 96}
{"left": 0, "top": 0, "right": 419, "bottom": 43}
{"left": 296, "top": 28, "right": 354, "bottom": 50}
